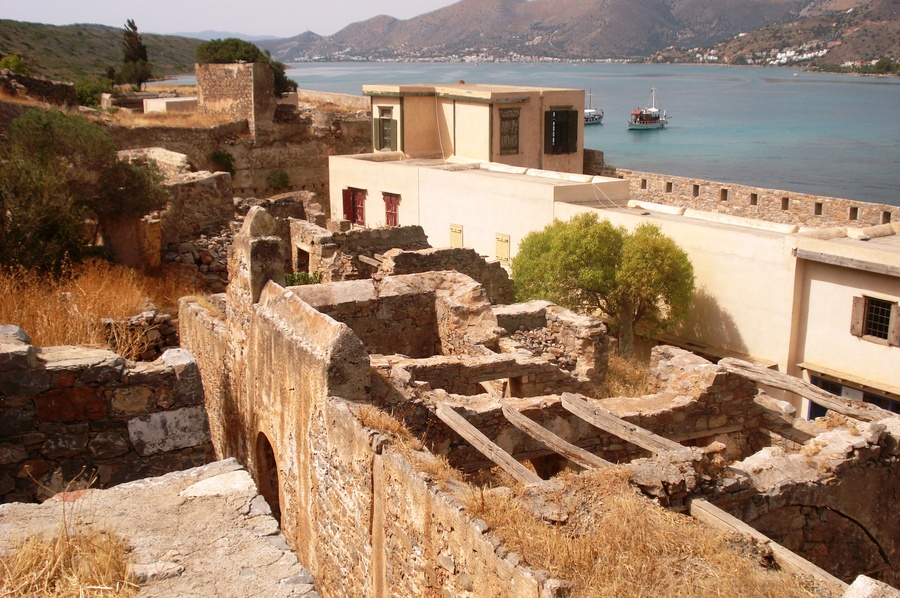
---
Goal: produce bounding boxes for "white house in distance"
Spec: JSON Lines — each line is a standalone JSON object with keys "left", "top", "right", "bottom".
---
{"left": 328, "top": 82, "right": 900, "bottom": 418}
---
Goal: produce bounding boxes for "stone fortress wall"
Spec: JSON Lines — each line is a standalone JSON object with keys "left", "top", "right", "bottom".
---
{"left": 616, "top": 167, "right": 898, "bottom": 228}
{"left": 0, "top": 326, "right": 211, "bottom": 504}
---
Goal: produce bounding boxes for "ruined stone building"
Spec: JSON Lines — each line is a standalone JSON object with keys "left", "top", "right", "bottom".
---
{"left": 173, "top": 206, "right": 899, "bottom": 596}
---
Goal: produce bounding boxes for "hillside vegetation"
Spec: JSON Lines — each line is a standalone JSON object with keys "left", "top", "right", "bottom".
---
{"left": 0, "top": 20, "right": 199, "bottom": 81}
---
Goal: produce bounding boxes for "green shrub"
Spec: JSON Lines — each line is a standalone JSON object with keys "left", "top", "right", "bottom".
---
{"left": 285, "top": 271, "right": 323, "bottom": 286}
{"left": 211, "top": 149, "right": 235, "bottom": 175}
{"left": 266, "top": 169, "right": 290, "bottom": 191}
{"left": 0, "top": 54, "right": 30, "bottom": 75}
{"left": 75, "top": 77, "right": 115, "bottom": 107}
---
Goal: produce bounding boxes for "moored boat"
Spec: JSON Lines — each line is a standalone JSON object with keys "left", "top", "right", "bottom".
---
{"left": 584, "top": 90, "right": 603, "bottom": 125}
{"left": 627, "top": 87, "right": 668, "bottom": 130}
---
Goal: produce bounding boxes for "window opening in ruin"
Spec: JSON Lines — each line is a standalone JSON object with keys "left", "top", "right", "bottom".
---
{"left": 255, "top": 432, "right": 282, "bottom": 523}
{"left": 883, "top": 211, "right": 892, "bottom": 224}
{"left": 640, "top": 179, "right": 648, "bottom": 190}
{"left": 849, "top": 206, "right": 859, "bottom": 220}
{"left": 375, "top": 107, "right": 397, "bottom": 151}
{"left": 814, "top": 202, "right": 823, "bottom": 216}
{"left": 295, "top": 247, "right": 310, "bottom": 274}
{"left": 383, "top": 192, "right": 400, "bottom": 227}
{"left": 499, "top": 108, "right": 520, "bottom": 155}
{"left": 720, "top": 189, "right": 728, "bottom": 201}
{"left": 781, "top": 197, "right": 790, "bottom": 210}
{"left": 750, "top": 192, "right": 759, "bottom": 206}
{"left": 449, "top": 224, "right": 463, "bottom": 248}
{"left": 544, "top": 108, "right": 578, "bottom": 155}
{"left": 342, "top": 187, "right": 367, "bottom": 226}
{"left": 665, "top": 181, "right": 673, "bottom": 193}
{"left": 692, "top": 184, "right": 700, "bottom": 198}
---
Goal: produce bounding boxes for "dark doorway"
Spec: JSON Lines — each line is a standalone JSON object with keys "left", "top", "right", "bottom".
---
{"left": 256, "top": 432, "right": 282, "bottom": 523}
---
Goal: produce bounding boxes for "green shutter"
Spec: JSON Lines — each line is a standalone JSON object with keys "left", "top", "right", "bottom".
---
{"left": 566, "top": 110, "right": 578, "bottom": 153}
{"left": 389, "top": 119, "right": 398, "bottom": 151}
{"left": 374, "top": 118, "right": 383, "bottom": 150}
{"left": 544, "top": 111, "right": 554, "bottom": 154}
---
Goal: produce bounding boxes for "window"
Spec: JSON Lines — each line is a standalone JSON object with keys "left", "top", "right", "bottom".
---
{"left": 749, "top": 193, "right": 759, "bottom": 206}
{"left": 640, "top": 179, "right": 648, "bottom": 190}
{"left": 499, "top": 108, "right": 520, "bottom": 155}
{"left": 449, "top": 224, "right": 463, "bottom": 248}
{"left": 781, "top": 197, "right": 790, "bottom": 210}
{"left": 883, "top": 211, "right": 892, "bottom": 224}
{"left": 851, "top": 296, "right": 899, "bottom": 346}
{"left": 544, "top": 108, "right": 578, "bottom": 155}
{"left": 849, "top": 206, "right": 859, "bottom": 221}
{"left": 342, "top": 187, "right": 366, "bottom": 227}
{"left": 665, "top": 182, "right": 673, "bottom": 193}
{"left": 374, "top": 107, "right": 397, "bottom": 151}
{"left": 383, "top": 192, "right": 400, "bottom": 227}
{"left": 692, "top": 184, "right": 700, "bottom": 198}
{"left": 814, "top": 202, "right": 823, "bottom": 216}
{"left": 720, "top": 188, "right": 729, "bottom": 201}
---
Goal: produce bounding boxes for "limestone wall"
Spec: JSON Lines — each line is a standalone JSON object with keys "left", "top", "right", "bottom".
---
{"left": 0, "top": 70, "right": 75, "bottom": 105}
{"left": 161, "top": 171, "right": 234, "bottom": 245}
{"left": 618, "top": 169, "right": 899, "bottom": 228}
{"left": 296, "top": 89, "right": 369, "bottom": 112}
{"left": 0, "top": 326, "right": 210, "bottom": 503}
{"left": 380, "top": 247, "right": 515, "bottom": 305}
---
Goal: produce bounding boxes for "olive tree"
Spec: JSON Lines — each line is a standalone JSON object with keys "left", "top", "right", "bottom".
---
{"left": 512, "top": 213, "right": 695, "bottom": 355}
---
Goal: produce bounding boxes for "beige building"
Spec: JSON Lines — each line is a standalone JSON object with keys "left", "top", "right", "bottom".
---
{"left": 328, "top": 84, "right": 900, "bottom": 417}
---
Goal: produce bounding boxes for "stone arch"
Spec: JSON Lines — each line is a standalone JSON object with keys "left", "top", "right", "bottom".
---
{"left": 255, "top": 431, "right": 282, "bottom": 523}
{"left": 750, "top": 504, "right": 892, "bottom": 585}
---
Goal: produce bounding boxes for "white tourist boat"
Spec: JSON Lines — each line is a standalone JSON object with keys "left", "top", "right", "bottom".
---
{"left": 584, "top": 90, "right": 603, "bottom": 125}
{"left": 627, "top": 87, "right": 668, "bottom": 130}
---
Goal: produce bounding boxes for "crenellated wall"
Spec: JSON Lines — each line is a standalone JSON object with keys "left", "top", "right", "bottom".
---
{"left": 616, "top": 169, "right": 898, "bottom": 228}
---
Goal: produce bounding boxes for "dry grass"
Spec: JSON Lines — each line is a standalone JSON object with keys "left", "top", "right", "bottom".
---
{"left": 99, "top": 110, "right": 235, "bottom": 129}
{"left": 600, "top": 351, "right": 659, "bottom": 398}
{"left": 463, "top": 468, "right": 818, "bottom": 597}
{"left": 0, "top": 259, "right": 201, "bottom": 350}
{"left": 0, "top": 525, "right": 137, "bottom": 597}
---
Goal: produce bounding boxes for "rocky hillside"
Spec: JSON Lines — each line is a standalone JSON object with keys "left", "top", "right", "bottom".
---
{"left": 0, "top": 20, "right": 199, "bottom": 81}
{"left": 258, "top": 0, "right": 896, "bottom": 63}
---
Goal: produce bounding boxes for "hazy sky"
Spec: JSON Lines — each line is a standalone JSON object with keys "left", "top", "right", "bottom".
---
{"left": 1, "top": 0, "right": 460, "bottom": 37}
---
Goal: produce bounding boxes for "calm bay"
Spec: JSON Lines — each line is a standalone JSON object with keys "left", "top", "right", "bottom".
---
{"left": 162, "top": 62, "right": 900, "bottom": 206}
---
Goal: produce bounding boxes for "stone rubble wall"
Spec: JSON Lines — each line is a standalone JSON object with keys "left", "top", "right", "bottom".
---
{"left": 161, "top": 170, "right": 235, "bottom": 246}
{"left": 0, "top": 325, "right": 211, "bottom": 504}
{"left": 179, "top": 210, "right": 568, "bottom": 597}
{"left": 196, "top": 63, "right": 273, "bottom": 140}
{"left": 0, "top": 70, "right": 75, "bottom": 105}
{"left": 295, "top": 89, "right": 369, "bottom": 112}
{"left": 101, "top": 307, "right": 180, "bottom": 362}
{"left": 379, "top": 247, "right": 515, "bottom": 305}
{"left": 618, "top": 168, "right": 899, "bottom": 228}
{"left": 494, "top": 300, "right": 609, "bottom": 389}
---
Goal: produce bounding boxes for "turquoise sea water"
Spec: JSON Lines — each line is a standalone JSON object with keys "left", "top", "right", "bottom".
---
{"left": 161, "top": 63, "right": 900, "bottom": 206}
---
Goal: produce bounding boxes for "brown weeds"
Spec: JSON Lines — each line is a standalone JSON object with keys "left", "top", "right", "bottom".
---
{"left": 100, "top": 110, "right": 234, "bottom": 129}
{"left": 463, "top": 468, "right": 817, "bottom": 597}
{"left": 600, "top": 351, "right": 659, "bottom": 398}
{"left": 0, "top": 259, "right": 200, "bottom": 349}
{"left": 0, "top": 526, "right": 137, "bottom": 597}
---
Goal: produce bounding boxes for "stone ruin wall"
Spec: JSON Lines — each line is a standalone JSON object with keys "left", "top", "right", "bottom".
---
{"left": 0, "top": 70, "right": 75, "bottom": 106}
{"left": 0, "top": 326, "right": 211, "bottom": 504}
{"left": 196, "top": 63, "right": 274, "bottom": 140}
{"left": 617, "top": 168, "right": 898, "bottom": 228}
{"left": 178, "top": 210, "right": 572, "bottom": 597}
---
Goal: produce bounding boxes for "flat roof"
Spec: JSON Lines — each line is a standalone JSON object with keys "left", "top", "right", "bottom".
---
{"left": 363, "top": 83, "right": 582, "bottom": 102}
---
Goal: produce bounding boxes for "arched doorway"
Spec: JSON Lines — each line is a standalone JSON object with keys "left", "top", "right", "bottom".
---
{"left": 255, "top": 432, "right": 282, "bottom": 523}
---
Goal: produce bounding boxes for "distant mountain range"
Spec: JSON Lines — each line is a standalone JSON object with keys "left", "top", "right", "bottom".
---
{"left": 1, "top": 0, "right": 896, "bottom": 84}
{"left": 255, "top": 0, "right": 898, "bottom": 65}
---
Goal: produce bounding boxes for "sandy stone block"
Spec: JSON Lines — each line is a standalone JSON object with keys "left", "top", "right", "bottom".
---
{"left": 127, "top": 405, "right": 210, "bottom": 456}
{"left": 112, "top": 386, "right": 155, "bottom": 416}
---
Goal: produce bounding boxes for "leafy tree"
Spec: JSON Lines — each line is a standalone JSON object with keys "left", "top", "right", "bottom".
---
{"left": 512, "top": 213, "right": 695, "bottom": 356}
{"left": 0, "top": 109, "right": 166, "bottom": 270}
{"left": 195, "top": 38, "right": 298, "bottom": 97}
{"left": 121, "top": 19, "right": 152, "bottom": 89}
{"left": 0, "top": 54, "right": 30, "bottom": 75}
{"left": 75, "top": 76, "right": 116, "bottom": 107}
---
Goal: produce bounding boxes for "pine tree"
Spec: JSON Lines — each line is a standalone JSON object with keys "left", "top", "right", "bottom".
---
{"left": 121, "top": 19, "right": 152, "bottom": 89}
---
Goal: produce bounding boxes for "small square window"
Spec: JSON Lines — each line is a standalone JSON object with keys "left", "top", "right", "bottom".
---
{"left": 720, "top": 189, "right": 729, "bottom": 201}
{"left": 640, "top": 179, "right": 648, "bottom": 190}
{"left": 692, "top": 184, "right": 700, "bottom": 198}
{"left": 849, "top": 207, "right": 859, "bottom": 221}
{"left": 851, "top": 296, "right": 899, "bottom": 346}
{"left": 749, "top": 193, "right": 758, "bottom": 206}
{"left": 666, "top": 182, "right": 673, "bottom": 193}
{"left": 814, "top": 202, "right": 823, "bottom": 216}
{"left": 781, "top": 197, "right": 790, "bottom": 211}
{"left": 883, "top": 211, "right": 892, "bottom": 224}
